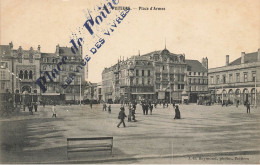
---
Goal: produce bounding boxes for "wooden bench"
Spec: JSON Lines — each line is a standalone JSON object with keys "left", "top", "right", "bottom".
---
{"left": 67, "top": 137, "right": 113, "bottom": 159}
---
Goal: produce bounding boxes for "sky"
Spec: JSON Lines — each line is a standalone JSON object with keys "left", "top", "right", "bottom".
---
{"left": 1, "top": 0, "right": 259, "bottom": 83}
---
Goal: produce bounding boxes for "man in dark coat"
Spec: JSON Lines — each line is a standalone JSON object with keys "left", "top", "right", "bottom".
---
{"left": 142, "top": 103, "right": 145, "bottom": 115}
{"left": 246, "top": 101, "right": 250, "bottom": 114}
{"left": 149, "top": 104, "right": 153, "bottom": 115}
{"left": 117, "top": 106, "right": 127, "bottom": 128}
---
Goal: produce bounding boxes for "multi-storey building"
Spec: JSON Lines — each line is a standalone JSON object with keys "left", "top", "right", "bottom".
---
{"left": 208, "top": 49, "right": 260, "bottom": 106}
{"left": 186, "top": 58, "right": 208, "bottom": 103}
{"left": 0, "top": 43, "right": 14, "bottom": 93}
{"left": 0, "top": 42, "right": 86, "bottom": 104}
{"left": 102, "top": 48, "right": 207, "bottom": 103}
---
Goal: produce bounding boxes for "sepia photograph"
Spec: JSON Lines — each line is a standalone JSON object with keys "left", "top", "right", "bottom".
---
{"left": 0, "top": 0, "right": 259, "bottom": 164}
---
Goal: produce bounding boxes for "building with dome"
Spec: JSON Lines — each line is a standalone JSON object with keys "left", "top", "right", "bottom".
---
{"left": 102, "top": 48, "right": 208, "bottom": 103}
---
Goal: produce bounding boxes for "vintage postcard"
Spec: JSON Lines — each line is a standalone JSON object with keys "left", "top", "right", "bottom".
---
{"left": 0, "top": 0, "right": 259, "bottom": 164}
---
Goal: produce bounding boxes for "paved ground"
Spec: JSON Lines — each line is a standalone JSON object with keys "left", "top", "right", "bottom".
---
{"left": 0, "top": 103, "right": 259, "bottom": 164}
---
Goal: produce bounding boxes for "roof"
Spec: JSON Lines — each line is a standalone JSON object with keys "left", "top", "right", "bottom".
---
{"left": 0, "top": 45, "right": 12, "bottom": 57}
{"left": 186, "top": 60, "right": 207, "bottom": 72}
{"left": 59, "top": 47, "right": 81, "bottom": 57}
{"left": 229, "top": 52, "right": 258, "bottom": 66}
{"left": 41, "top": 53, "right": 58, "bottom": 58}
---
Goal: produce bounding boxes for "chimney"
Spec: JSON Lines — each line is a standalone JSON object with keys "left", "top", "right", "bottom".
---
{"left": 257, "top": 48, "right": 260, "bottom": 61}
{"left": 37, "top": 45, "right": 41, "bottom": 51}
{"left": 9, "top": 42, "right": 13, "bottom": 49}
{"left": 201, "top": 57, "right": 208, "bottom": 69}
{"left": 241, "top": 52, "right": 245, "bottom": 64}
{"left": 226, "top": 55, "right": 229, "bottom": 66}
{"left": 56, "top": 44, "right": 59, "bottom": 55}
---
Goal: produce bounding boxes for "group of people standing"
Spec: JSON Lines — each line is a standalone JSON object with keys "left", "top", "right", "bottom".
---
{"left": 117, "top": 101, "right": 181, "bottom": 128}
{"left": 141, "top": 103, "right": 153, "bottom": 115}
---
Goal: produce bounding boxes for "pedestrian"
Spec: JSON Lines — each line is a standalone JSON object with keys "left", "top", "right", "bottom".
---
{"left": 142, "top": 103, "right": 145, "bottom": 115}
{"left": 103, "top": 102, "right": 107, "bottom": 111}
{"left": 246, "top": 101, "right": 250, "bottom": 114}
{"left": 145, "top": 103, "right": 149, "bottom": 115}
{"left": 28, "top": 102, "right": 33, "bottom": 115}
{"left": 128, "top": 104, "right": 132, "bottom": 122}
{"left": 90, "top": 101, "right": 92, "bottom": 109}
{"left": 174, "top": 105, "right": 181, "bottom": 119}
{"left": 149, "top": 104, "right": 153, "bottom": 115}
{"left": 34, "top": 102, "right": 38, "bottom": 112}
{"left": 52, "top": 103, "right": 56, "bottom": 118}
{"left": 236, "top": 100, "right": 239, "bottom": 108}
{"left": 117, "top": 106, "right": 127, "bottom": 128}
{"left": 132, "top": 106, "right": 136, "bottom": 121}
{"left": 108, "top": 104, "right": 111, "bottom": 113}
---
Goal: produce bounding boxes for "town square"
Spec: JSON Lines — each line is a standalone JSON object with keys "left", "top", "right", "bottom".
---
{"left": 0, "top": 103, "right": 259, "bottom": 163}
{"left": 1, "top": 0, "right": 260, "bottom": 164}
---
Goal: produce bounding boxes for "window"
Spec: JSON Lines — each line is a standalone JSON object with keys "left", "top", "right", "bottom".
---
{"left": 178, "top": 84, "right": 184, "bottom": 89}
{"left": 148, "top": 78, "right": 150, "bottom": 85}
{"left": 29, "top": 70, "right": 33, "bottom": 79}
{"left": 142, "top": 70, "right": 144, "bottom": 76}
{"left": 244, "top": 73, "right": 248, "bottom": 82}
{"left": 24, "top": 70, "right": 28, "bottom": 79}
{"left": 1, "top": 82, "right": 5, "bottom": 89}
{"left": 142, "top": 78, "right": 144, "bottom": 85}
{"left": 0, "top": 71, "right": 6, "bottom": 80}
{"left": 194, "top": 72, "right": 196, "bottom": 75}
{"left": 189, "top": 78, "right": 191, "bottom": 84}
{"left": 198, "top": 72, "right": 200, "bottom": 76}
{"left": 170, "top": 74, "right": 174, "bottom": 81}
{"left": 136, "top": 78, "right": 139, "bottom": 84}
{"left": 18, "top": 54, "right": 22, "bottom": 63}
{"left": 29, "top": 54, "right": 33, "bottom": 63}
{"left": 136, "top": 70, "right": 139, "bottom": 76}
{"left": 236, "top": 73, "right": 240, "bottom": 82}
{"left": 198, "top": 79, "right": 201, "bottom": 84}
{"left": 163, "top": 66, "right": 165, "bottom": 70}
{"left": 229, "top": 74, "right": 233, "bottom": 83}
{"left": 156, "top": 73, "right": 160, "bottom": 81}
{"left": 189, "top": 72, "right": 191, "bottom": 75}
{"left": 210, "top": 76, "right": 214, "bottom": 84}
{"left": 19, "top": 70, "right": 23, "bottom": 79}
{"left": 216, "top": 76, "right": 220, "bottom": 84}
{"left": 148, "top": 70, "right": 150, "bottom": 76}
{"left": 252, "top": 72, "right": 256, "bottom": 81}
{"left": 222, "top": 75, "right": 226, "bottom": 83}
{"left": 156, "top": 83, "right": 160, "bottom": 89}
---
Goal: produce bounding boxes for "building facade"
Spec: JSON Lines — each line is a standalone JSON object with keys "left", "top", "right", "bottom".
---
{"left": 186, "top": 59, "right": 208, "bottom": 103}
{"left": 0, "top": 42, "right": 86, "bottom": 104}
{"left": 208, "top": 49, "right": 260, "bottom": 106}
{"left": 102, "top": 48, "right": 208, "bottom": 103}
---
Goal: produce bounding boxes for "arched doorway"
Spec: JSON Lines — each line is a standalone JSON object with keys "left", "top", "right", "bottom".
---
{"left": 228, "top": 89, "right": 234, "bottom": 103}
{"left": 22, "top": 85, "right": 31, "bottom": 93}
{"left": 243, "top": 88, "right": 249, "bottom": 104}
{"left": 235, "top": 89, "right": 241, "bottom": 104}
